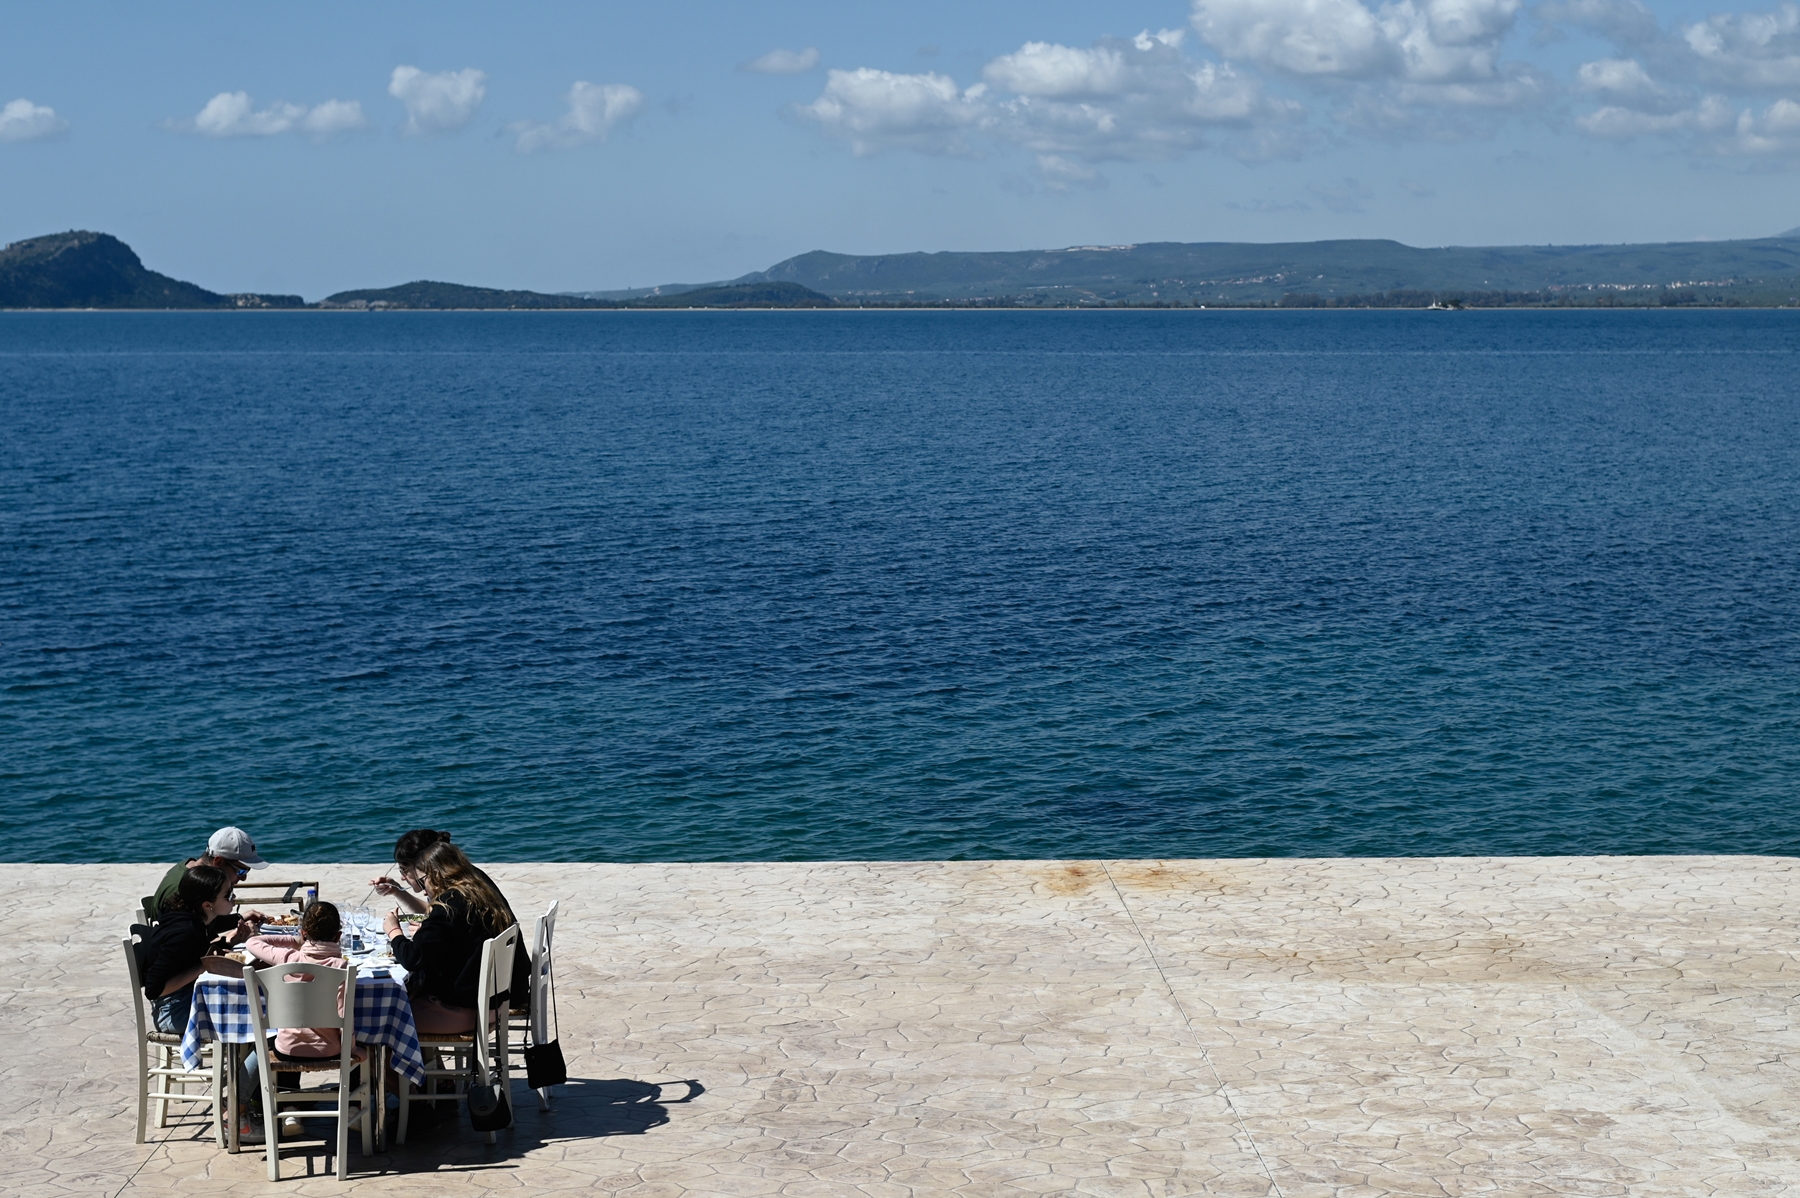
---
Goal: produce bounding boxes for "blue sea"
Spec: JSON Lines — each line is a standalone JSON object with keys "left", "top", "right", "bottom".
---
{"left": 2, "top": 310, "right": 1797, "bottom": 863}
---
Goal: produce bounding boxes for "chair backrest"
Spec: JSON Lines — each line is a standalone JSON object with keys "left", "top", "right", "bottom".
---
{"left": 231, "top": 880, "right": 321, "bottom": 916}
{"left": 140, "top": 896, "right": 157, "bottom": 924}
{"left": 532, "top": 901, "right": 559, "bottom": 1037}
{"left": 122, "top": 937, "right": 149, "bottom": 1041}
{"left": 478, "top": 924, "right": 521, "bottom": 1014}
{"left": 247, "top": 961, "right": 357, "bottom": 1033}
{"left": 470, "top": 924, "right": 521, "bottom": 1084}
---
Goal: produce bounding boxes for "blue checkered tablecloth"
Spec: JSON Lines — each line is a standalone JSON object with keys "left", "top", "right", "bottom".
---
{"left": 182, "top": 967, "right": 426, "bottom": 1084}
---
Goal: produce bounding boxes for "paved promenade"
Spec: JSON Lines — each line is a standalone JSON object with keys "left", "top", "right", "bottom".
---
{"left": 3, "top": 857, "right": 1798, "bottom": 1196}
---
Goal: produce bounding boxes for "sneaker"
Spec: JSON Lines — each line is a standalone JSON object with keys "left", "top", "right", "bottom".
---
{"left": 236, "top": 1113, "right": 265, "bottom": 1144}
{"left": 280, "top": 1115, "right": 304, "bottom": 1139}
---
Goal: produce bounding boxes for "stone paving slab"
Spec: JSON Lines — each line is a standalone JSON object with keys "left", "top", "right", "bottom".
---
{"left": 2, "top": 857, "right": 1797, "bottom": 1195}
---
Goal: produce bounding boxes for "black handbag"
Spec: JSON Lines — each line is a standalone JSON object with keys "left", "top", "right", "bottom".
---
{"left": 523, "top": 968, "right": 567, "bottom": 1089}
{"left": 524, "top": 1039, "right": 566, "bottom": 1089}
{"left": 465, "top": 1066, "right": 512, "bottom": 1132}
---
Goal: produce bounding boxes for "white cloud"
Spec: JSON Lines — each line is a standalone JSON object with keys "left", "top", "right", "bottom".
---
{"left": 985, "top": 39, "right": 1144, "bottom": 97}
{"left": 1535, "top": 0, "right": 1662, "bottom": 47}
{"left": 1576, "top": 57, "right": 1688, "bottom": 110}
{"left": 797, "top": 34, "right": 1298, "bottom": 162}
{"left": 1577, "top": 92, "right": 1733, "bottom": 136}
{"left": 1192, "top": 0, "right": 1398, "bottom": 78}
{"left": 743, "top": 47, "right": 821, "bottom": 74}
{"left": 1682, "top": 3, "right": 1800, "bottom": 89}
{"left": 1555, "top": 3, "right": 1800, "bottom": 159}
{"left": 1728, "top": 94, "right": 1800, "bottom": 151}
{"left": 1036, "top": 153, "right": 1107, "bottom": 189}
{"left": 511, "top": 81, "right": 644, "bottom": 152}
{"left": 1192, "top": 0, "right": 1527, "bottom": 86}
{"left": 191, "top": 92, "right": 367, "bottom": 140}
{"left": 302, "top": 99, "right": 369, "bottom": 138}
{"left": 389, "top": 66, "right": 486, "bottom": 135}
{"left": 795, "top": 68, "right": 990, "bottom": 155}
{"left": 1579, "top": 92, "right": 1800, "bottom": 156}
{"left": 0, "top": 98, "right": 66, "bottom": 142}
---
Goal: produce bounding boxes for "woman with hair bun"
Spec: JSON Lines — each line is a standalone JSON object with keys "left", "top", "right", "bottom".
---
{"left": 381, "top": 841, "right": 530, "bottom": 1033}
{"left": 370, "top": 828, "right": 454, "bottom": 915}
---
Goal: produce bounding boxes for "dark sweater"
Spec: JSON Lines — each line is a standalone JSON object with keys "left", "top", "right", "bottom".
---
{"left": 391, "top": 890, "right": 530, "bottom": 1011}
{"left": 138, "top": 909, "right": 213, "bottom": 1000}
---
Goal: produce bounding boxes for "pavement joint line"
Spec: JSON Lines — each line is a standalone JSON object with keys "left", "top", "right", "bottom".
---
{"left": 1100, "top": 858, "right": 1285, "bottom": 1198}
{"left": 110, "top": 1141, "right": 161, "bottom": 1198}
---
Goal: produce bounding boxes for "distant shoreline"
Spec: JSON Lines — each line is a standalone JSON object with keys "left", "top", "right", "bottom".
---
{"left": 6, "top": 303, "right": 1799, "bottom": 313}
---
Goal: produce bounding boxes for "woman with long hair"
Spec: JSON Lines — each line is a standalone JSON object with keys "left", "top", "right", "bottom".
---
{"left": 383, "top": 841, "right": 523, "bottom": 1033}
{"left": 139, "top": 864, "right": 234, "bottom": 1033}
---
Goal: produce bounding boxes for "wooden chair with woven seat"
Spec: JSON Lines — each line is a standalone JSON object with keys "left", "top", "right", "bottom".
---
{"left": 244, "top": 960, "right": 377, "bottom": 1181}
{"left": 123, "top": 935, "right": 221, "bottom": 1145}
{"left": 396, "top": 923, "right": 520, "bottom": 1146}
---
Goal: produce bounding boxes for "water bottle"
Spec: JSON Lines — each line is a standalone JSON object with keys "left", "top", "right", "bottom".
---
{"left": 304, "top": 886, "right": 317, "bottom": 912}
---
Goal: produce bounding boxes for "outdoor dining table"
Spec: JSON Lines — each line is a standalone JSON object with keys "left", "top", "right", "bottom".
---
{"left": 180, "top": 963, "right": 427, "bottom": 1153}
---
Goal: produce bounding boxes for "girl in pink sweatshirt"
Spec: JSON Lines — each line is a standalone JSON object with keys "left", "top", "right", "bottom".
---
{"left": 245, "top": 901, "right": 360, "bottom": 1059}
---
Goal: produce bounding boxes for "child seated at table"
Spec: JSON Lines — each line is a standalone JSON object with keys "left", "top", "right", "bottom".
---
{"left": 241, "top": 902, "right": 365, "bottom": 1136}
{"left": 245, "top": 901, "right": 356, "bottom": 1057}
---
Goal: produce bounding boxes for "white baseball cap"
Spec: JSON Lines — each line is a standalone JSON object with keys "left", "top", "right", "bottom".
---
{"left": 206, "top": 826, "right": 268, "bottom": 868}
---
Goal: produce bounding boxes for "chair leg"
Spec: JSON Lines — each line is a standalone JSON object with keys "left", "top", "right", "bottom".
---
{"left": 336, "top": 1081, "right": 351, "bottom": 1181}
{"left": 151, "top": 1045, "right": 169, "bottom": 1130}
{"left": 134, "top": 1040, "right": 150, "bottom": 1144}
{"left": 536, "top": 1086, "right": 550, "bottom": 1111}
{"left": 210, "top": 1048, "right": 226, "bottom": 1149}
{"left": 359, "top": 1062, "right": 373, "bottom": 1158}
{"left": 263, "top": 1065, "right": 280, "bottom": 1182}
{"left": 373, "top": 1047, "right": 386, "bottom": 1153}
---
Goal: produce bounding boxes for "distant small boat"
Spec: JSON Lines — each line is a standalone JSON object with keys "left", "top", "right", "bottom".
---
{"left": 1427, "top": 300, "right": 1463, "bottom": 310}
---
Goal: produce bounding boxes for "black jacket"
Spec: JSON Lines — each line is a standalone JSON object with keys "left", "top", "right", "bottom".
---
{"left": 138, "top": 909, "right": 213, "bottom": 1000}
{"left": 391, "top": 890, "right": 530, "bottom": 1011}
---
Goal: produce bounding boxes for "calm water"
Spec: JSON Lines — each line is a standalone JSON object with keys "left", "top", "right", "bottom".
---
{"left": 2, "top": 310, "right": 1797, "bottom": 863}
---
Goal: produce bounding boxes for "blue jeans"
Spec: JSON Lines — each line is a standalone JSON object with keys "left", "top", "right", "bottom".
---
{"left": 151, "top": 984, "right": 193, "bottom": 1034}
{"left": 239, "top": 1051, "right": 301, "bottom": 1115}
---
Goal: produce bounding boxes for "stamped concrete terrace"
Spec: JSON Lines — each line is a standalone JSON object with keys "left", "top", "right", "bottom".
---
{"left": 3, "top": 856, "right": 1798, "bottom": 1196}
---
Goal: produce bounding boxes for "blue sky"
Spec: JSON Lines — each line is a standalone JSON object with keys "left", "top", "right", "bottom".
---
{"left": 3, "top": 0, "right": 1797, "bottom": 297}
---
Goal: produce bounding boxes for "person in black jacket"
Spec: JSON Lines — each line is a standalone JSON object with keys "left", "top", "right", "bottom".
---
{"left": 371, "top": 829, "right": 531, "bottom": 1011}
{"left": 383, "top": 841, "right": 521, "bottom": 1034}
{"left": 140, "top": 864, "right": 235, "bottom": 1033}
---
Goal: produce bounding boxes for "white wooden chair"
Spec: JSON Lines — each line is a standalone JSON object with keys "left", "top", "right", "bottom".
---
{"left": 122, "top": 936, "right": 220, "bottom": 1145}
{"left": 508, "top": 900, "right": 560, "bottom": 1109}
{"left": 396, "top": 923, "right": 519, "bottom": 1146}
{"left": 244, "top": 961, "right": 376, "bottom": 1181}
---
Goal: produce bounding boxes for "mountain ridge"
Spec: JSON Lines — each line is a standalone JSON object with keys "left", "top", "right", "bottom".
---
{"left": 5, "top": 228, "right": 1800, "bottom": 309}
{"left": 0, "top": 231, "right": 301, "bottom": 309}
{"left": 729, "top": 234, "right": 1800, "bottom": 304}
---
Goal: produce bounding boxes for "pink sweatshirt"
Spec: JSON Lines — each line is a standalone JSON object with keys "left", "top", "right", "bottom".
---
{"left": 244, "top": 935, "right": 361, "bottom": 1059}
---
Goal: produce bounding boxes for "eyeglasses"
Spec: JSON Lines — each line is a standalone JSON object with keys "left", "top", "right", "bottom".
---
{"left": 219, "top": 860, "right": 249, "bottom": 880}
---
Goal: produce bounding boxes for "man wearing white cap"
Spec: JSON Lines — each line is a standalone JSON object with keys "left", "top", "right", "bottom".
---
{"left": 146, "top": 827, "right": 269, "bottom": 938}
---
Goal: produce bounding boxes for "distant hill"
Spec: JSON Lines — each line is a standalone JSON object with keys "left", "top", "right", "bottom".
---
{"left": 11, "top": 228, "right": 1799, "bottom": 311}
{"left": 324, "top": 279, "right": 833, "bottom": 309}
{"left": 1, "top": 231, "right": 223, "bottom": 308}
{"left": 733, "top": 236, "right": 1800, "bottom": 305}
{"left": 319, "top": 280, "right": 615, "bottom": 309}
{"left": 0, "top": 230, "right": 302, "bottom": 309}
{"left": 630, "top": 282, "right": 834, "bottom": 308}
